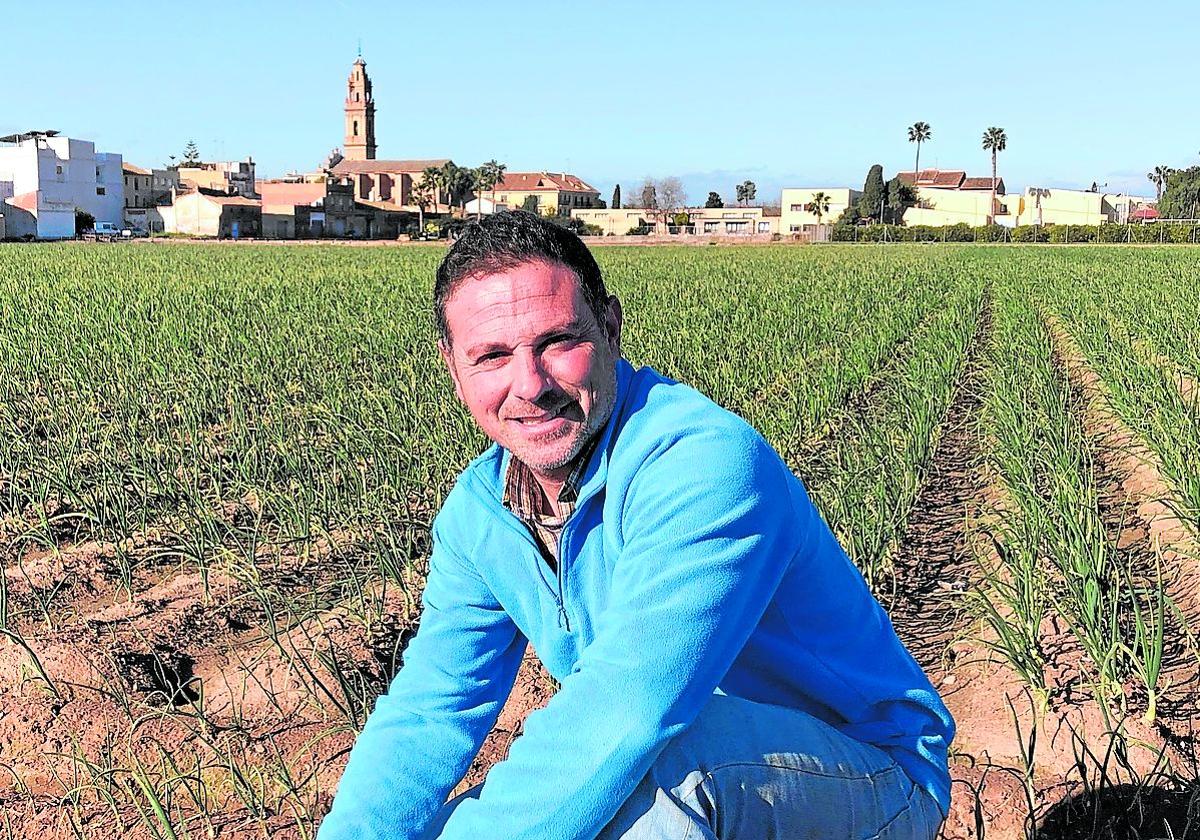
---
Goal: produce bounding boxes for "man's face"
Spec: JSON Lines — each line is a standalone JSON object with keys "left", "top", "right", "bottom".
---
{"left": 439, "top": 259, "right": 623, "bottom": 480}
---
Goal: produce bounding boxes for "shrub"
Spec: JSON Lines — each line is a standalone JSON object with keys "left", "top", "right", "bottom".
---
{"left": 1168, "top": 224, "right": 1200, "bottom": 243}
{"left": 973, "top": 224, "right": 1007, "bottom": 243}
{"left": 1011, "top": 225, "right": 1047, "bottom": 243}
{"left": 945, "top": 223, "right": 973, "bottom": 242}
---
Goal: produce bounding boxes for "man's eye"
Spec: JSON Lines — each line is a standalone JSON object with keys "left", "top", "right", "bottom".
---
{"left": 476, "top": 352, "right": 507, "bottom": 364}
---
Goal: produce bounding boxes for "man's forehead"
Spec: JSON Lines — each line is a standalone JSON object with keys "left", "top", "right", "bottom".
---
{"left": 450, "top": 260, "right": 583, "bottom": 309}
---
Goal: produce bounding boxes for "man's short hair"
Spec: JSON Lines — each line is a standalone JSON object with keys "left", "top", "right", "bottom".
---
{"left": 434, "top": 211, "right": 609, "bottom": 345}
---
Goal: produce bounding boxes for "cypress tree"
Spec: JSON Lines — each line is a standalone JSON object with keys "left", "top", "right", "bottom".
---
{"left": 858, "top": 164, "right": 886, "bottom": 222}
{"left": 612, "top": 184, "right": 621, "bottom": 209}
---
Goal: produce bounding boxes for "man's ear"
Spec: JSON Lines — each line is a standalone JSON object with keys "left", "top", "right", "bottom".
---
{"left": 603, "top": 295, "right": 623, "bottom": 356}
{"left": 438, "top": 340, "right": 466, "bottom": 403}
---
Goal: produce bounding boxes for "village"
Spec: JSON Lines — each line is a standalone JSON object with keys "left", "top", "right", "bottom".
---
{"left": 0, "top": 56, "right": 1161, "bottom": 243}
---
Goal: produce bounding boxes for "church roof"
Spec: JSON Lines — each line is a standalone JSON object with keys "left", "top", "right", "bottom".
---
{"left": 332, "top": 159, "right": 450, "bottom": 175}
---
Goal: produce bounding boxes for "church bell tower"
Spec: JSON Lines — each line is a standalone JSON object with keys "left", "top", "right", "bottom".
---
{"left": 344, "top": 57, "right": 376, "bottom": 161}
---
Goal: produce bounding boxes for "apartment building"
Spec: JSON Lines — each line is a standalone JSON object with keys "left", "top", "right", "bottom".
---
{"left": 0, "top": 130, "right": 123, "bottom": 238}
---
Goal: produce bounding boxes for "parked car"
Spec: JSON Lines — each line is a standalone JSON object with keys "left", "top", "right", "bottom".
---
{"left": 84, "top": 222, "right": 124, "bottom": 241}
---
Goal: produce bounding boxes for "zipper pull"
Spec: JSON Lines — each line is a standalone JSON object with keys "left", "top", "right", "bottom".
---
{"left": 558, "top": 602, "right": 570, "bottom": 632}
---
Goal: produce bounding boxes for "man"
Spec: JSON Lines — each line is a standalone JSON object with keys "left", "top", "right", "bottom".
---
{"left": 319, "top": 211, "right": 954, "bottom": 839}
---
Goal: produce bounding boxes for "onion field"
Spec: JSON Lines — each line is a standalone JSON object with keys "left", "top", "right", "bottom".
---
{"left": 0, "top": 242, "right": 1197, "bottom": 839}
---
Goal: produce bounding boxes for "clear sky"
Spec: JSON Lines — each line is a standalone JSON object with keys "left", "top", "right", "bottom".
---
{"left": 4, "top": 0, "right": 1198, "bottom": 203}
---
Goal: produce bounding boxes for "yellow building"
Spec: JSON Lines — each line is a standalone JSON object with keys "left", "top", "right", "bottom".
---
{"left": 897, "top": 169, "right": 1007, "bottom": 226}
{"left": 903, "top": 188, "right": 1003, "bottom": 226}
{"left": 178, "top": 159, "right": 258, "bottom": 197}
{"left": 492, "top": 172, "right": 601, "bottom": 216}
{"left": 1010, "top": 188, "right": 1149, "bottom": 226}
{"left": 158, "top": 191, "right": 261, "bottom": 237}
{"left": 780, "top": 188, "right": 861, "bottom": 233}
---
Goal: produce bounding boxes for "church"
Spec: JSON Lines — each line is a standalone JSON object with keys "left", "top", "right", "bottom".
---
{"left": 326, "top": 57, "right": 453, "bottom": 211}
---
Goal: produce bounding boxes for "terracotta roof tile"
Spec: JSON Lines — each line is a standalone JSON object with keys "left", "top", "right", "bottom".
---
{"left": 356, "top": 199, "right": 413, "bottom": 213}
{"left": 897, "top": 169, "right": 967, "bottom": 188}
{"left": 202, "top": 194, "right": 261, "bottom": 207}
{"left": 495, "top": 172, "right": 599, "bottom": 194}
{"left": 331, "top": 159, "right": 450, "bottom": 175}
{"left": 123, "top": 163, "right": 152, "bottom": 175}
{"left": 960, "top": 177, "right": 1002, "bottom": 191}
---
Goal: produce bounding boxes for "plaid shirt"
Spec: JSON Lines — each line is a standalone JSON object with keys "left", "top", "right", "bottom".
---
{"left": 502, "top": 437, "right": 598, "bottom": 572}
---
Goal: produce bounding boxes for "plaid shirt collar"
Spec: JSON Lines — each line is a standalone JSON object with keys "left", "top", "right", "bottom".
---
{"left": 502, "top": 434, "right": 600, "bottom": 523}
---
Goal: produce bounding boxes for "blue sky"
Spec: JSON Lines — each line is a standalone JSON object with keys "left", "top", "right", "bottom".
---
{"left": 4, "top": 0, "right": 1198, "bottom": 202}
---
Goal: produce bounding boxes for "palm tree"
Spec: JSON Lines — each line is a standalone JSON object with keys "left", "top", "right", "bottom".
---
{"left": 487, "top": 159, "right": 507, "bottom": 213}
{"left": 440, "top": 162, "right": 474, "bottom": 216}
{"left": 1148, "top": 165, "right": 1173, "bottom": 202}
{"left": 473, "top": 160, "right": 507, "bottom": 219}
{"left": 425, "top": 165, "right": 449, "bottom": 215}
{"left": 805, "top": 191, "right": 832, "bottom": 225}
{"left": 907, "top": 122, "right": 932, "bottom": 176}
{"left": 981, "top": 126, "right": 1008, "bottom": 223}
{"left": 412, "top": 172, "right": 435, "bottom": 233}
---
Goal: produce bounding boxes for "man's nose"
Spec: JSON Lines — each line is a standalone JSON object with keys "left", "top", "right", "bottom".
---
{"left": 511, "top": 349, "right": 553, "bottom": 403}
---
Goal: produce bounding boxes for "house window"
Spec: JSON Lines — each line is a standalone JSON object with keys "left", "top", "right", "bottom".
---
{"left": 703, "top": 221, "right": 718, "bottom": 233}
{"left": 97, "top": 187, "right": 106, "bottom": 195}
{"left": 790, "top": 224, "right": 801, "bottom": 232}
{"left": 790, "top": 204, "right": 803, "bottom": 211}
{"left": 758, "top": 222, "right": 770, "bottom": 232}
{"left": 55, "top": 165, "right": 63, "bottom": 175}
{"left": 725, "top": 221, "right": 748, "bottom": 233}
{"left": 353, "top": 120, "right": 359, "bottom": 136}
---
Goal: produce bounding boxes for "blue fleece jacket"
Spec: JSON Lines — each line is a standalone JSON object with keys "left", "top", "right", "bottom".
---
{"left": 318, "top": 358, "right": 954, "bottom": 839}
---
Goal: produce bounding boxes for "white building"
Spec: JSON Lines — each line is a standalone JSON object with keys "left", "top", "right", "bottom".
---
{"left": 0, "top": 130, "right": 125, "bottom": 239}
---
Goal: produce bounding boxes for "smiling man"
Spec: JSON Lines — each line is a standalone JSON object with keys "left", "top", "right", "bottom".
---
{"left": 318, "top": 211, "right": 954, "bottom": 839}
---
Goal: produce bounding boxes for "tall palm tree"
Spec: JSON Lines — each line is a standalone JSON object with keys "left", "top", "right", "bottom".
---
{"left": 981, "top": 126, "right": 1008, "bottom": 223}
{"left": 412, "top": 172, "right": 435, "bottom": 232}
{"left": 907, "top": 122, "right": 932, "bottom": 176}
{"left": 1148, "top": 165, "right": 1173, "bottom": 202}
{"left": 425, "top": 165, "right": 448, "bottom": 215}
{"left": 487, "top": 159, "right": 507, "bottom": 212}
{"left": 806, "top": 191, "right": 832, "bottom": 225}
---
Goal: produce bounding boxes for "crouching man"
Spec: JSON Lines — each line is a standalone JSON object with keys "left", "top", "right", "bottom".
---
{"left": 318, "top": 211, "right": 954, "bottom": 839}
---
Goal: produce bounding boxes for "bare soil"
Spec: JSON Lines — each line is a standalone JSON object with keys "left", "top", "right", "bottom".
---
{"left": 888, "top": 305, "right": 1200, "bottom": 839}
{"left": 0, "top": 517, "right": 416, "bottom": 836}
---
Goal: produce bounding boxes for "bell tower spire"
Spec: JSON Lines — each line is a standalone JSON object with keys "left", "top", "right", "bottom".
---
{"left": 344, "top": 55, "right": 376, "bottom": 161}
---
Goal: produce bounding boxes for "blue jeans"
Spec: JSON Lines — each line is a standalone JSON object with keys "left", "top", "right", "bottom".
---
{"left": 429, "top": 693, "right": 945, "bottom": 839}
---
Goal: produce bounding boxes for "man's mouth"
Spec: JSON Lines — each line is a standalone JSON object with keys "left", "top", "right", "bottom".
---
{"left": 508, "top": 401, "right": 580, "bottom": 427}
{"left": 514, "top": 408, "right": 565, "bottom": 425}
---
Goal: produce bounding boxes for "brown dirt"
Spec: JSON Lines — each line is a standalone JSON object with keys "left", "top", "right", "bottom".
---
{"left": 451, "top": 648, "right": 557, "bottom": 797}
{"left": 886, "top": 304, "right": 1200, "bottom": 838}
{"left": 0, "top": 520, "right": 418, "bottom": 836}
{"left": 1047, "top": 316, "right": 1200, "bottom": 755}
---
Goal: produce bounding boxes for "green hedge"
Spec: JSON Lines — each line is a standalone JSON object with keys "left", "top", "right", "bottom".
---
{"left": 830, "top": 222, "right": 1200, "bottom": 244}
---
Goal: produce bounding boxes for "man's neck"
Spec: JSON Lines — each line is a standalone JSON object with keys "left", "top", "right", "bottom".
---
{"left": 529, "top": 465, "right": 570, "bottom": 517}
